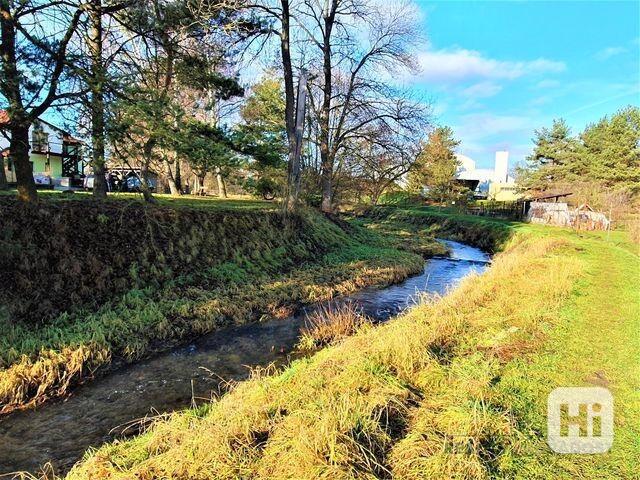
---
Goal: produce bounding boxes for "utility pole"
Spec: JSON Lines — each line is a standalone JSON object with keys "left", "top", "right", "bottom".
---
{"left": 285, "top": 69, "right": 308, "bottom": 212}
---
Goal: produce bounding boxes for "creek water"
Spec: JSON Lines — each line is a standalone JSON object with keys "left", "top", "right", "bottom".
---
{"left": 0, "top": 240, "right": 489, "bottom": 477}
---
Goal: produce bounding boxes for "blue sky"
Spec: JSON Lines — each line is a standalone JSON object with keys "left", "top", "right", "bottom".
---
{"left": 410, "top": 0, "right": 640, "bottom": 169}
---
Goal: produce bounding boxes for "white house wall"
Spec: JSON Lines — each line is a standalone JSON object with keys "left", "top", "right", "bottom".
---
{"left": 0, "top": 120, "right": 66, "bottom": 154}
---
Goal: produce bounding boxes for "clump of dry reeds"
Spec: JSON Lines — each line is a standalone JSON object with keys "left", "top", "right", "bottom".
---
{"left": 297, "top": 303, "right": 372, "bottom": 351}
{"left": 0, "top": 345, "right": 110, "bottom": 414}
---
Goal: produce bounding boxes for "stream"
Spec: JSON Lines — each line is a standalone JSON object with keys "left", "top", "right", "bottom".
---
{"left": 0, "top": 240, "right": 490, "bottom": 477}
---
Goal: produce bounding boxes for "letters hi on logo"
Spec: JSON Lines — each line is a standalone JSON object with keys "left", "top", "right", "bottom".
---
{"left": 547, "top": 387, "right": 613, "bottom": 454}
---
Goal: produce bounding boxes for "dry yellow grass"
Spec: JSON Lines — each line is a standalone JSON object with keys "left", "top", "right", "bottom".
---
{"left": 297, "top": 303, "right": 372, "bottom": 351}
{"left": 0, "top": 345, "right": 110, "bottom": 414}
{"left": 66, "top": 232, "right": 582, "bottom": 480}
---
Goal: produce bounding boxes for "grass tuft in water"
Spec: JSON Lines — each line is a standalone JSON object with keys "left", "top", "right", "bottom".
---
{"left": 297, "top": 303, "right": 372, "bottom": 351}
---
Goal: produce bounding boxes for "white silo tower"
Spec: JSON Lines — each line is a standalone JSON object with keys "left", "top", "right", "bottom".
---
{"left": 494, "top": 151, "right": 509, "bottom": 184}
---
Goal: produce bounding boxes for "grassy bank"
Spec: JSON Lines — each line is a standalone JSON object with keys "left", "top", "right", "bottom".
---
{"left": 358, "top": 206, "right": 513, "bottom": 253}
{"left": 0, "top": 197, "right": 444, "bottom": 414}
{"left": 66, "top": 211, "right": 639, "bottom": 479}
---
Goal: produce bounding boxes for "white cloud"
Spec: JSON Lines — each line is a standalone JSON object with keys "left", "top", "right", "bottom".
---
{"left": 452, "top": 113, "right": 541, "bottom": 167}
{"left": 461, "top": 81, "right": 502, "bottom": 98}
{"left": 415, "top": 47, "right": 566, "bottom": 82}
{"left": 595, "top": 46, "right": 627, "bottom": 60}
{"left": 455, "top": 113, "right": 534, "bottom": 138}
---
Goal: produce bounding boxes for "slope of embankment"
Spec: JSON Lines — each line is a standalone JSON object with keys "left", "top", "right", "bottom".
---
{"left": 0, "top": 197, "right": 431, "bottom": 413}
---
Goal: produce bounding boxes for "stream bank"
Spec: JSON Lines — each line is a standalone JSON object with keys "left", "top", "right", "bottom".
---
{"left": 0, "top": 240, "right": 489, "bottom": 476}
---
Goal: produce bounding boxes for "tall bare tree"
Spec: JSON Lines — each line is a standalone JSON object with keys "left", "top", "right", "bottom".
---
{"left": 343, "top": 120, "right": 424, "bottom": 205}
{"left": 238, "top": 0, "right": 300, "bottom": 210}
{"left": 237, "top": 1, "right": 426, "bottom": 211}
{"left": 302, "top": 0, "right": 425, "bottom": 211}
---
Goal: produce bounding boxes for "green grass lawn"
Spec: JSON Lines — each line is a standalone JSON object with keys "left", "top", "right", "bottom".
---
{"left": 64, "top": 209, "right": 639, "bottom": 479}
{"left": 0, "top": 189, "right": 276, "bottom": 211}
{"left": 498, "top": 225, "right": 640, "bottom": 478}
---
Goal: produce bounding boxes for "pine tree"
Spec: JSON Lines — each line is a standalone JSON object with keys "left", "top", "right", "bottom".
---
{"left": 408, "top": 126, "right": 461, "bottom": 204}
{"left": 580, "top": 106, "right": 640, "bottom": 192}
{"left": 517, "top": 119, "right": 581, "bottom": 191}
{"left": 517, "top": 107, "right": 640, "bottom": 194}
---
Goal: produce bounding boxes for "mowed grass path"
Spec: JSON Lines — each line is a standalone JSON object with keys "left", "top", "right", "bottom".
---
{"left": 0, "top": 189, "right": 277, "bottom": 211}
{"left": 65, "top": 219, "right": 639, "bottom": 479}
{"left": 506, "top": 228, "right": 640, "bottom": 478}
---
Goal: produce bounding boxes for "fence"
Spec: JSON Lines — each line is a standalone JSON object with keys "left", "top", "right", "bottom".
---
{"left": 466, "top": 201, "right": 525, "bottom": 220}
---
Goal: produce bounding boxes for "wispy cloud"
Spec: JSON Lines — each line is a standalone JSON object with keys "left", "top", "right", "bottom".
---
{"left": 595, "top": 46, "right": 627, "bottom": 60}
{"left": 461, "top": 81, "right": 502, "bottom": 98}
{"left": 562, "top": 88, "right": 640, "bottom": 116}
{"left": 415, "top": 47, "right": 566, "bottom": 82}
{"left": 456, "top": 113, "right": 534, "bottom": 138}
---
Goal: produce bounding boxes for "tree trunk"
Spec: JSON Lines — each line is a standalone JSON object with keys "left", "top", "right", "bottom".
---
{"left": 0, "top": 155, "right": 8, "bottom": 190}
{"left": 165, "top": 158, "right": 180, "bottom": 195}
{"left": 1, "top": 4, "right": 36, "bottom": 201}
{"left": 287, "top": 70, "right": 307, "bottom": 210}
{"left": 140, "top": 165, "right": 156, "bottom": 203}
{"left": 320, "top": 157, "right": 332, "bottom": 212}
{"left": 215, "top": 167, "right": 227, "bottom": 198}
{"left": 319, "top": 2, "right": 337, "bottom": 213}
{"left": 280, "top": 0, "right": 299, "bottom": 212}
{"left": 196, "top": 173, "right": 206, "bottom": 195}
{"left": 11, "top": 125, "right": 37, "bottom": 202}
{"left": 174, "top": 158, "right": 182, "bottom": 191}
{"left": 88, "top": 0, "right": 108, "bottom": 198}
{"left": 370, "top": 190, "right": 381, "bottom": 206}
{"left": 141, "top": 140, "right": 156, "bottom": 203}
